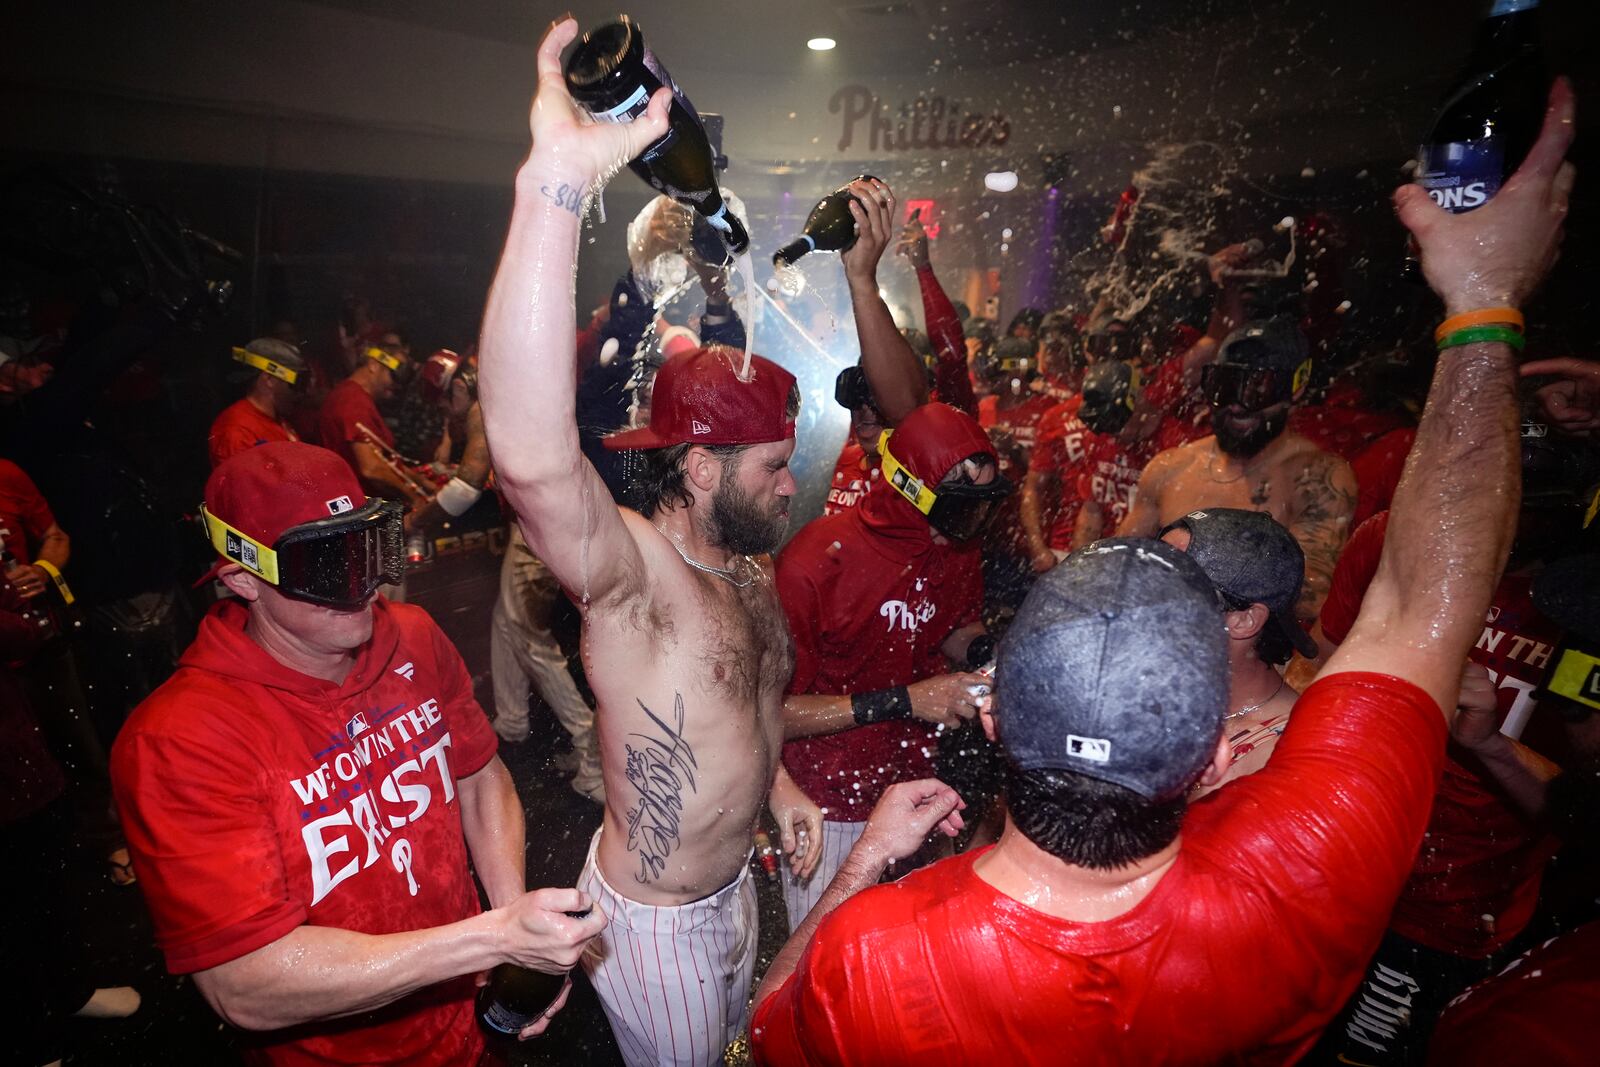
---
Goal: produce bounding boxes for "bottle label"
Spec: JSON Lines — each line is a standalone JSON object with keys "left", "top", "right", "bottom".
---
{"left": 481, "top": 1000, "right": 536, "bottom": 1036}
{"left": 704, "top": 202, "right": 732, "bottom": 233}
{"left": 1418, "top": 139, "right": 1503, "bottom": 213}
{"left": 593, "top": 84, "right": 650, "bottom": 125}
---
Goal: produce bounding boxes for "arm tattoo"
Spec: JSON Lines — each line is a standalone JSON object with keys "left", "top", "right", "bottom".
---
{"left": 540, "top": 180, "right": 587, "bottom": 218}
{"left": 623, "top": 693, "right": 699, "bottom": 884}
{"left": 1290, "top": 455, "right": 1356, "bottom": 617}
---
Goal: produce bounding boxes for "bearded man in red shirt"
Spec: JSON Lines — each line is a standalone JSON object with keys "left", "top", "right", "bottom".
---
{"left": 748, "top": 79, "right": 1576, "bottom": 1067}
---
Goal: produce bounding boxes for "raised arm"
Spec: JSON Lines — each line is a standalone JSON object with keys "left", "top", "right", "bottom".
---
{"left": 478, "top": 18, "right": 671, "bottom": 611}
{"left": 1323, "top": 79, "right": 1576, "bottom": 716}
{"left": 899, "top": 216, "right": 978, "bottom": 416}
{"left": 841, "top": 179, "right": 928, "bottom": 424}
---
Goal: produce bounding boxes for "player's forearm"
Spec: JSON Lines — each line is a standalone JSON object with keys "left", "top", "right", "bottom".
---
{"left": 1464, "top": 733, "right": 1561, "bottom": 817}
{"left": 781, "top": 693, "right": 857, "bottom": 739}
{"left": 848, "top": 274, "right": 927, "bottom": 423}
{"left": 479, "top": 164, "right": 587, "bottom": 493}
{"left": 1019, "top": 475, "right": 1049, "bottom": 552}
{"left": 1073, "top": 503, "right": 1104, "bottom": 550}
{"left": 196, "top": 911, "right": 506, "bottom": 1032}
{"left": 753, "top": 838, "right": 890, "bottom": 1008}
{"left": 35, "top": 528, "right": 69, "bottom": 570}
{"left": 1378, "top": 341, "right": 1520, "bottom": 672}
{"left": 459, "top": 756, "right": 528, "bottom": 909}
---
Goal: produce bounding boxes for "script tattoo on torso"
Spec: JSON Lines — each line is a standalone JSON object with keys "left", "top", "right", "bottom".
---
{"left": 623, "top": 693, "right": 699, "bottom": 884}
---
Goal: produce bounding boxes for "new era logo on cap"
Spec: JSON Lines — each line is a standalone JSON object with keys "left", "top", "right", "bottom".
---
{"left": 326, "top": 495, "right": 355, "bottom": 515}
{"left": 394, "top": 661, "right": 415, "bottom": 682}
{"left": 224, "top": 531, "right": 259, "bottom": 570}
{"left": 691, "top": 419, "right": 711, "bottom": 435}
{"left": 1067, "top": 735, "right": 1112, "bottom": 763}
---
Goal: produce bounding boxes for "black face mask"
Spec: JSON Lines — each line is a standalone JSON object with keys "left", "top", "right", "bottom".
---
{"left": 1212, "top": 403, "right": 1288, "bottom": 458}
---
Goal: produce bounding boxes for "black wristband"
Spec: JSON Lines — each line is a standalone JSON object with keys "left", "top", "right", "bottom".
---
{"left": 851, "top": 686, "right": 913, "bottom": 726}
{"left": 965, "top": 635, "right": 997, "bottom": 672}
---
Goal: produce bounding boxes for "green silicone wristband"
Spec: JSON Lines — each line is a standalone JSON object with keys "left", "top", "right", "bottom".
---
{"left": 1437, "top": 325, "right": 1527, "bottom": 351}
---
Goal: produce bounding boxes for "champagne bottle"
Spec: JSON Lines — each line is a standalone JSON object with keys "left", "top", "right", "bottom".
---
{"left": 1418, "top": 0, "right": 1546, "bottom": 215}
{"left": 772, "top": 175, "right": 882, "bottom": 268}
{"left": 476, "top": 962, "right": 566, "bottom": 1040}
{"left": 565, "top": 17, "right": 749, "bottom": 256}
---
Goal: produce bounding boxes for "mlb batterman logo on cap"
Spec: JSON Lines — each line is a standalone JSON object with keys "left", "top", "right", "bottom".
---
{"left": 996, "top": 539, "right": 1230, "bottom": 800}
{"left": 603, "top": 345, "right": 797, "bottom": 451}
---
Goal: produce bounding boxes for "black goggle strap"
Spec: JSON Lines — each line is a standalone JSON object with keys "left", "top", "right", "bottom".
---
{"left": 232, "top": 347, "right": 301, "bottom": 386}
{"left": 878, "top": 430, "right": 938, "bottom": 517}
{"left": 201, "top": 504, "right": 282, "bottom": 585}
{"left": 364, "top": 346, "right": 405, "bottom": 372}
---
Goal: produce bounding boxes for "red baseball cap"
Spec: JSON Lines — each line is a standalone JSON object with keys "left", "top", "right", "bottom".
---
{"left": 603, "top": 345, "right": 797, "bottom": 451}
{"left": 198, "top": 442, "right": 367, "bottom": 582}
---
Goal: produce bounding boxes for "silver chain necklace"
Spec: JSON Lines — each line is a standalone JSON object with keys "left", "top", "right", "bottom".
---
{"left": 656, "top": 526, "right": 756, "bottom": 588}
{"left": 1226, "top": 677, "right": 1286, "bottom": 721}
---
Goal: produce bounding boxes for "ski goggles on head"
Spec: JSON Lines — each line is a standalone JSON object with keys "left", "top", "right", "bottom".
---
{"left": 231, "top": 347, "right": 304, "bottom": 388}
{"left": 201, "top": 498, "right": 405, "bottom": 609}
{"left": 1078, "top": 364, "right": 1143, "bottom": 436}
{"left": 1201, "top": 358, "right": 1311, "bottom": 410}
{"left": 879, "top": 432, "right": 1012, "bottom": 543}
{"left": 363, "top": 346, "right": 407, "bottom": 373}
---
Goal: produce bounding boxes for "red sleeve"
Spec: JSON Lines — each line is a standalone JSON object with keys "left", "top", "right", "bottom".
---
{"left": 1318, "top": 511, "right": 1389, "bottom": 645}
{"left": 208, "top": 420, "right": 258, "bottom": 469}
{"left": 111, "top": 703, "right": 308, "bottom": 974}
{"left": 1351, "top": 428, "right": 1415, "bottom": 529}
{"left": 917, "top": 265, "right": 977, "bottom": 416}
{"left": 0, "top": 581, "right": 43, "bottom": 659}
{"left": 0, "top": 460, "right": 57, "bottom": 548}
{"left": 751, "top": 906, "right": 864, "bottom": 1067}
{"left": 427, "top": 613, "right": 498, "bottom": 779}
{"left": 1141, "top": 357, "right": 1187, "bottom": 415}
{"left": 775, "top": 555, "right": 823, "bottom": 696}
{"left": 1029, "top": 403, "right": 1073, "bottom": 477}
{"left": 1189, "top": 672, "right": 1446, "bottom": 966}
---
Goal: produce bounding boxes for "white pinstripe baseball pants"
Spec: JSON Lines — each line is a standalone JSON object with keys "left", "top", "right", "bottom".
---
{"left": 780, "top": 819, "right": 867, "bottom": 934}
{"left": 578, "top": 829, "right": 758, "bottom": 1067}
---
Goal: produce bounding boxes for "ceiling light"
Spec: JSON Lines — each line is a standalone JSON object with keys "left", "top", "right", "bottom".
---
{"left": 807, "top": 37, "right": 837, "bottom": 51}
{"left": 984, "top": 170, "right": 1019, "bottom": 193}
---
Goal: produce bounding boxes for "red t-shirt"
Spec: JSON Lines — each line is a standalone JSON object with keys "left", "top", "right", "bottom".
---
{"left": 1062, "top": 428, "right": 1160, "bottom": 535}
{"left": 753, "top": 673, "right": 1446, "bottom": 1066}
{"left": 1350, "top": 426, "right": 1415, "bottom": 528}
{"left": 1289, "top": 383, "right": 1410, "bottom": 462}
{"left": 111, "top": 597, "right": 498, "bottom": 1066}
{"left": 987, "top": 391, "right": 1059, "bottom": 461}
{"left": 824, "top": 442, "right": 880, "bottom": 517}
{"left": 1320, "top": 511, "right": 1563, "bottom": 956}
{"left": 1028, "top": 397, "right": 1091, "bottom": 550}
{"left": 777, "top": 510, "right": 983, "bottom": 822}
{"left": 318, "top": 378, "right": 393, "bottom": 479}
{"left": 1141, "top": 355, "right": 1210, "bottom": 440}
{"left": 1426, "top": 921, "right": 1600, "bottom": 1066}
{"left": 209, "top": 397, "right": 300, "bottom": 468}
{"left": 0, "top": 458, "right": 57, "bottom": 563}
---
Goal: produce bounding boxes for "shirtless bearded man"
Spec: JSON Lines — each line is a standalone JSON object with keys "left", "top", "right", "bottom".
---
{"left": 1117, "top": 316, "right": 1356, "bottom": 618}
{"left": 477, "top": 20, "right": 822, "bottom": 1066}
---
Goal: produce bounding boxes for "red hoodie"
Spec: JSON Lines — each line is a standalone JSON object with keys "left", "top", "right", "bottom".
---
{"left": 779, "top": 404, "right": 988, "bottom": 821}
{"left": 111, "top": 597, "right": 498, "bottom": 1066}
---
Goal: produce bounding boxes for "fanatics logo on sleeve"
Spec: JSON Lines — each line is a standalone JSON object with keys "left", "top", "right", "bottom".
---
{"left": 394, "top": 661, "right": 415, "bottom": 682}
{"left": 1066, "top": 735, "right": 1112, "bottom": 762}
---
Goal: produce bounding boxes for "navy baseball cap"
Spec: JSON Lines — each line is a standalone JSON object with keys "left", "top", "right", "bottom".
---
{"left": 997, "top": 538, "right": 1229, "bottom": 800}
{"left": 1160, "top": 508, "right": 1319, "bottom": 659}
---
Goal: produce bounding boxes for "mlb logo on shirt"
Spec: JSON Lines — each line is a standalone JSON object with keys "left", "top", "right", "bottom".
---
{"left": 326, "top": 495, "right": 355, "bottom": 515}
{"left": 1067, "top": 735, "right": 1112, "bottom": 763}
{"left": 691, "top": 420, "right": 711, "bottom": 436}
{"left": 345, "top": 711, "right": 369, "bottom": 739}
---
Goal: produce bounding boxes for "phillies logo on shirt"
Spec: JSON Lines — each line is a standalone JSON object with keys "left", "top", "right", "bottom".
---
{"left": 290, "top": 696, "right": 458, "bottom": 905}
{"left": 880, "top": 577, "right": 937, "bottom": 633}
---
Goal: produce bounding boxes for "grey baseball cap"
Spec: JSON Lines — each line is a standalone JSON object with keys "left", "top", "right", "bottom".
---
{"left": 996, "top": 538, "right": 1229, "bottom": 800}
{"left": 1160, "top": 508, "right": 1319, "bottom": 660}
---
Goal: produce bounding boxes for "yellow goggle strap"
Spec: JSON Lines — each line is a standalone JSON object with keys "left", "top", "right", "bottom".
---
{"left": 232, "top": 347, "right": 300, "bottom": 386}
{"left": 364, "top": 346, "right": 404, "bottom": 372}
{"left": 877, "top": 430, "right": 937, "bottom": 516}
{"left": 200, "top": 504, "right": 281, "bottom": 585}
{"left": 33, "top": 559, "right": 74, "bottom": 605}
{"left": 1123, "top": 365, "right": 1143, "bottom": 412}
{"left": 1291, "top": 358, "right": 1313, "bottom": 396}
{"left": 1544, "top": 645, "right": 1600, "bottom": 713}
